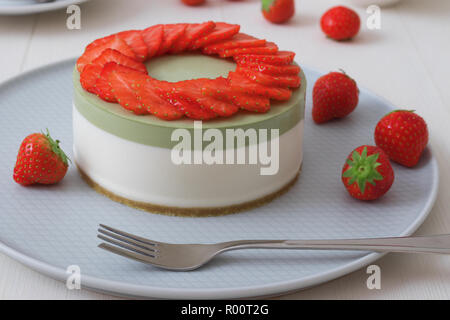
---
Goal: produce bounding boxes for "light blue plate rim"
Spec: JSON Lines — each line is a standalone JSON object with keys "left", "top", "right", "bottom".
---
{"left": 0, "top": 0, "right": 88, "bottom": 15}
{"left": 0, "top": 58, "right": 439, "bottom": 299}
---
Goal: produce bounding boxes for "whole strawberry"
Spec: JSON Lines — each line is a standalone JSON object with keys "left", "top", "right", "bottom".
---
{"left": 312, "top": 71, "right": 359, "bottom": 124}
{"left": 13, "top": 130, "right": 69, "bottom": 186}
{"left": 342, "top": 145, "right": 394, "bottom": 201}
{"left": 262, "top": 0, "right": 295, "bottom": 24}
{"left": 374, "top": 110, "right": 429, "bottom": 167}
{"left": 321, "top": 6, "right": 360, "bottom": 41}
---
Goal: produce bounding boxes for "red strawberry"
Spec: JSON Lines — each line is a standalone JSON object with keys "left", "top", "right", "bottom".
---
{"left": 130, "top": 79, "right": 184, "bottom": 120}
{"left": 181, "top": 0, "right": 205, "bottom": 5}
{"left": 80, "top": 63, "right": 103, "bottom": 93}
{"left": 157, "top": 24, "right": 187, "bottom": 55}
{"left": 13, "top": 130, "right": 69, "bottom": 186}
{"left": 201, "top": 78, "right": 271, "bottom": 113}
{"left": 234, "top": 51, "right": 295, "bottom": 66}
{"left": 312, "top": 71, "right": 359, "bottom": 124}
{"left": 95, "top": 62, "right": 139, "bottom": 102}
{"left": 374, "top": 110, "right": 429, "bottom": 167}
{"left": 107, "top": 68, "right": 148, "bottom": 114}
{"left": 190, "top": 22, "right": 240, "bottom": 50}
{"left": 171, "top": 21, "right": 216, "bottom": 53}
{"left": 92, "top": 48, "right": 147, "bottom": 74}
{"left": 202, "top": 33, "right": 266, "bottom": 55}
{"left": 116, "top": 30, "right": 149, "bottom": 61}
{"left": 142, "top": 25, "right": 164, "bottom": 58}
{"left": 84, "top": 35, "right": 114, "bottom": 53}
{"left": 237, "top": 61, "right": 301, "bottom": 76}
{"left": 156, "top": 81, "right": 217, "bottom": 120}
{"left": 236, "top": 66, "right": 300, "bottom": 88}
{"left": 228, "top": 71, "right": 292, "bottom": 101}
{"left": 218, "top": 41, "right": 278, "bottom": 58}
{"left": 321, "top": 6, "right": 360, "bottom": 41}
{"left": 163, "top": 91, "right": 218, "bottom": 120}
{"left": 171, "top": 79, "right": 239, "bottom": 117}
{"left": 76, "top": 35, "right": 137, "bottom": 73}
{"left": 262, "top": 0, "right": 295, "bottom": 24}
{"left": 342, "top": 145, "right": 394, "bottom": 201}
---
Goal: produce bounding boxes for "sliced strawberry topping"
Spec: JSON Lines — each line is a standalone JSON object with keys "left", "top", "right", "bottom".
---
{"left": 170, "top": 79, "right": 239, "bottom": 117}
{"left": 228, "top": 71, "right": 292, "bottom": 101}
{"left": 161, "top": 89, "right": 217, "bottom": 120}
{"left": 77, "top": 23, "right": 300, "bottom": 120}
{"left": 236, "top": 66, "right": 301, "bottom": 88}
{"left": 202, "top": 33, "right": 266, "bottom": 54}
{"left": 157, "top": 24, "right": 187, "bottom": 55}
{"left": 108, "top": 68, "right": 148, "bottom": 115}
{"left": 201, "top": 78, "right": 271, "bottom": 113}
{"left": 238, "top": 61, "right": 301, "bottom": 76}
{"left": 116, "top": 30, "right": 148, "bottom": 61}
{"left": 190, "top": 22, "right": 240, "bottom": 50}
{"left": 92, "top": 48, "right": 147, "bottom": 74}
{"left": 234, "top": 51, "right": 296, "bottom": 66}
{"left": 154, "top": 81, "right": 217, "bottom": 120}
{"left": 142, "top": 25, "right": 164, "bottom": 58}
{"left": 130, "top": 79, "right": 184, "bottom": 120}
{"left": 77, "top": 35, "right": 137, "bottom": 73}
{"left": 219, "top": 41, "right": 278, "bottom": 58}
{"left": 95, "top": 62, "right": 139, "bottom": 103}
{"left": 171, "top": 21, "right": 216, "bottom": 53}
{"left": 80, "top": 64, "right": 103, "bottom": 93}
{"left": 84, "top": 34, "right": 115, "bottom": 52}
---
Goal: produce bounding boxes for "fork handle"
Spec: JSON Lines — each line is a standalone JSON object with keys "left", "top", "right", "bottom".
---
{"left": 221, "top": 234, "right": 450, "bottom": 254}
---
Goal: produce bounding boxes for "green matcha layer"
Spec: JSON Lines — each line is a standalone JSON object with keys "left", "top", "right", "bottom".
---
{"left": 73, "top": 53, "right": 306, "bottom": 149}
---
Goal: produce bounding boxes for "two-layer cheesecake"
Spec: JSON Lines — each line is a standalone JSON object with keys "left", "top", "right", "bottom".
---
{"left": 73, "top": 22, "right": 306, "bottom": 216}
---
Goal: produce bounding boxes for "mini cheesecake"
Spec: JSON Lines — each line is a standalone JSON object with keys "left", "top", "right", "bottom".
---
{"left": 73, "top": 53, "right": 306, "bottom": 216}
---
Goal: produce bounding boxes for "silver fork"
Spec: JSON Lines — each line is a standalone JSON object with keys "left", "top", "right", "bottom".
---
{"left": 97, "top": 224, "right": 450, "bottom": 271}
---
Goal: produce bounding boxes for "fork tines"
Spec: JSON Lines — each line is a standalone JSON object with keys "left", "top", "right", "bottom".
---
{"left": 97, "top": 224, "right": 160, "bottom": 264}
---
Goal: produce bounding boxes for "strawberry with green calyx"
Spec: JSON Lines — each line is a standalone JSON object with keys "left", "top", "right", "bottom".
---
{"left": 342, "top": 145, "right": 394, "bottom": 201}
{"left": 13, "top": 130, "right": 69, "bottom": 186}
{"left": 262, "top": 0, "right": 295, "bottom": 24}
{"left": 374, "top": 110, "right": 429, "bottom": 167}
{"left": 312, "top": 70, "right": 359, "bottom": 124}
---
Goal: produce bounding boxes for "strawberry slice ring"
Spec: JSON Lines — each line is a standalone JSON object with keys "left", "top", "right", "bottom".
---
{"left": 76, "top": 21, "right": 302, "bottom": 121}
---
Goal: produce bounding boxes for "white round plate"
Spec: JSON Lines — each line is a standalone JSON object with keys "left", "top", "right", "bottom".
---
{"left": 0, "top": 59, "right": 438, "bottom": 299}
{"left": 0, "top": 0, "right": 88, "bottom": 15}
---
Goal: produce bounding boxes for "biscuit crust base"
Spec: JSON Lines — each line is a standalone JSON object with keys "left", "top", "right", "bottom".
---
{"left": 77, "top": 165, "right": 301, "bottom": 217}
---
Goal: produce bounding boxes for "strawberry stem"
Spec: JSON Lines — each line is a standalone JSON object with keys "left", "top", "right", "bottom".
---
{"left": 342, "top": 147, "right": 383, "bottom": 194}
{"left": 43, "top": 129, "right": 70, "bottom": 166}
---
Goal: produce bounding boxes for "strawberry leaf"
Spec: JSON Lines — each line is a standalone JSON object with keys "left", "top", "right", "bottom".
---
{"left": 343, "top": 146, "right": 384, "bottom": 194}
{"left": 261, "top": 0, "right": 276, "bottom": 12}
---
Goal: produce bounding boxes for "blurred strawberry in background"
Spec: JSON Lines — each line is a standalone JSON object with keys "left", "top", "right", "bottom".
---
{"left": 262, "top": 0, "right": 295, "bottom": 24}
{"left": 181, "top": 0, "right": 206, "bottom": 6}
{"left": 320, "top": 6, "right": 360, "bottom": 40}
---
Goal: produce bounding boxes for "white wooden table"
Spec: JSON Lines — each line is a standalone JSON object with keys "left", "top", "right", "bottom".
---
{"left": 1, "top": 0, "right": 450, "bottom": 300}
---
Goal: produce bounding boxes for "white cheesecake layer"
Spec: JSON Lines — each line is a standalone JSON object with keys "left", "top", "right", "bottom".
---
{"left": 73, "top": 104, "right": 303, "bottom": 208}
